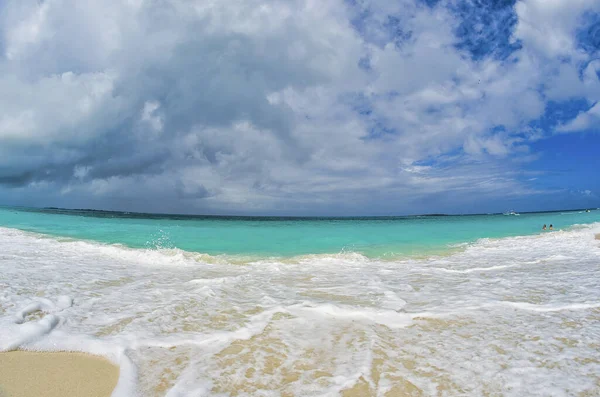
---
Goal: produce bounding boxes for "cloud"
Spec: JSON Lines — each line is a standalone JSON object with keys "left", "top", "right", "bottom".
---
{"left": 513, "top": 0, "right": 598, "bottom": 59}
{"left": 557, "top": 101, "right": 600, "bottom": 132}
{"left": 0, "top": 0, "right": 599, "bottom": 214}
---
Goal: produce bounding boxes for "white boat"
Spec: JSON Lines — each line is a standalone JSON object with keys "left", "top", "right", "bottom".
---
{"left": 503, "top": 210, "right": 520, "bottom": 216}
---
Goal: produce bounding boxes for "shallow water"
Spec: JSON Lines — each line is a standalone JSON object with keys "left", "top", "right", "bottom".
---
{"left": 1, "top": 206, "right": 599, "bottom": 258}
{"left": 1, "top": 219, "right": 600, "bottom": 396}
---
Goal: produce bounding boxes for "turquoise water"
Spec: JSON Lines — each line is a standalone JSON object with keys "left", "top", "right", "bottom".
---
{"left": 0, "top": 206, "right": 599, "bottom": 258}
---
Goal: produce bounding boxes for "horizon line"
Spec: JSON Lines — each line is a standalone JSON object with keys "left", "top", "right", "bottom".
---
{"left": 1, "top": 204, "right": 597, "bottom": 220}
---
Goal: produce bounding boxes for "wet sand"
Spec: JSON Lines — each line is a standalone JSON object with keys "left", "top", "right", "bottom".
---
{"left": 0, "top": 351, "right": 118, "bottom": 397}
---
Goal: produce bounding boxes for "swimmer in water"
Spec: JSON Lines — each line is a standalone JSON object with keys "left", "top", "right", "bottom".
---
{"left": 542, "top": 224, "right": 547, "bottom": 230}
{"left": 549, "top": 224, "right": 553, "bottom": 230}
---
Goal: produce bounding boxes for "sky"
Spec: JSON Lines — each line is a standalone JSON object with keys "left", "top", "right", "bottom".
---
{"left": 0, "top": 0, "right": 599, "bottom": 216}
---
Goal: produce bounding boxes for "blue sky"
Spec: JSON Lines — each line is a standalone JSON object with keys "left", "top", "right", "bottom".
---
{"left": 0, "top": 0, "right": 598, "bottom": 215}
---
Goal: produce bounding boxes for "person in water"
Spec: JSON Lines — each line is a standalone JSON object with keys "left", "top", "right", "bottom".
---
{"left": 549, "top": 224, "right": 554, "bottom": 230}
{"left": 542, "top": 224, "right": 547, "bottom": 230}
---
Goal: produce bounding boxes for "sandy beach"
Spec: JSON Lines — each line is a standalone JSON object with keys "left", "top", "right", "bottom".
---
{"left": 0, "top": 351, "right": 118, "bottom": 397}
{"left": 596, "top": 234, "right": 600, "bottom": 240}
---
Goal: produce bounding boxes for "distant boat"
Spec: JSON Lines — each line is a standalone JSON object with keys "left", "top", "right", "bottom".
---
{"left": 586, "top": 209, "right": 591, "bottom": 213}
{"left": 503, "top": 210, "right": 520, "bottom": 216}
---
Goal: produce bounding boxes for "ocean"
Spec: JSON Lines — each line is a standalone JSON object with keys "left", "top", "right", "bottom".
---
{"left": 1, "top": 206, "right": 600, "bottom": 396}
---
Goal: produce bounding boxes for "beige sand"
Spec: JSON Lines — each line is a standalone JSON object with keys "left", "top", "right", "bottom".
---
{"left": 0, "top": 351, "right": 119, "bottom": 397}
{"left": 596, "top": 234, "right": 600, "bottom": 240}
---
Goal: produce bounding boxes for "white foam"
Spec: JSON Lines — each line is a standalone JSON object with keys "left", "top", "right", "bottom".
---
{"left": 287, "top": 302, "right": 412, "bottom": 328}
{"left": 501, "top": 301, "right": 600, "bottom": 312}
{"left": 2, "top": 314, "right": 60, "bottom": 351}
{"left": 1, "top": 223, "right": 600, "bottom": 396}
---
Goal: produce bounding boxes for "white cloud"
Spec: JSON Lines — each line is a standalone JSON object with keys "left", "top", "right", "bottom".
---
{"left": 141, "top": 101, "right": 164, "bottom": 133}
{"left": 3, "top": 0, "right": 50, "bottom": 61}
{"left": 557, "top": 102, "right": 600, "bottom": 132}
{"left": 73, "top": 165, "right": 91, "bottom": 179}
{"left": 513, "top": 0, "right": 600, "bottom": 59}
{"left": 0, "top": 71, "right": 121, "bottom": 142}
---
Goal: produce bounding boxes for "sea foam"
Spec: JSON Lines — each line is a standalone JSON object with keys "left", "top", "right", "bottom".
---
{"left": 1, "top": 224, "right": 600, "bottom": 396}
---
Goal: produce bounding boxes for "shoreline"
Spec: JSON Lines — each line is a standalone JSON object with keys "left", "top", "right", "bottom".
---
{"left": 0, "top": 351, "right": 118, "bottom": 397}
